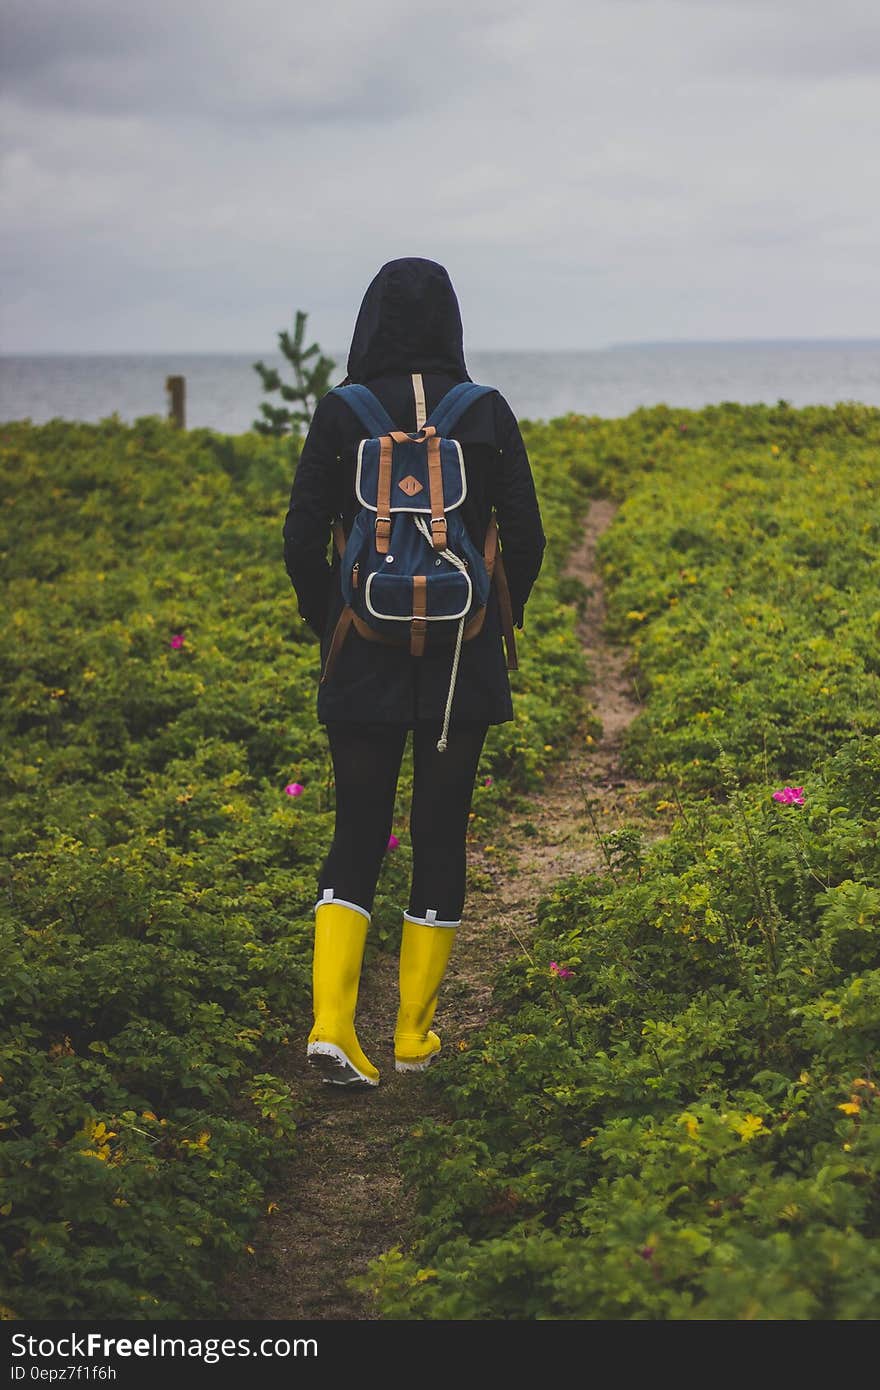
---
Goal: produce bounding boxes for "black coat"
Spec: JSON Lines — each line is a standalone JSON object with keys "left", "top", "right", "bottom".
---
{"left": 282, "top": 259, "right": 546, "bottom": 727}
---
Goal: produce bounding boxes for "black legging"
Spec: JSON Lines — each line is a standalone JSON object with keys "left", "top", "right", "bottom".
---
{"left": 317, "top": 720, "right": 489, "bottom": 922}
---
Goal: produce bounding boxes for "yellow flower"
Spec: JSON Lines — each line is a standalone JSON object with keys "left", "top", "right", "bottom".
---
{"left": 679, "top": 1113, "right": 700, "bottom": 1140}
{"left": 181, "top": 1130, "right": 211, "bottom": 1150}
{"left": 79, "top": 1119, "right": 116, "bottom": 1162}
{"left": 626, "top": 610, "right": 647, "bottom": 622}
{"left": 838, "top": 1100, "right": 861, "bottom": 1115}
{"left": 732, "top": 1113, "right": 767, "bottom": 1142}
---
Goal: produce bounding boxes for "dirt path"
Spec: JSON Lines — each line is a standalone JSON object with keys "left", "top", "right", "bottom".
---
{"left": 222, "top": 497, "right": 664, "bottom": 1321}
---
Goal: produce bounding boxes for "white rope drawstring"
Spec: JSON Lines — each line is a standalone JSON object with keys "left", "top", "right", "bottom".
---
{"left": 437, "top": 615, "right": 465, "bottom": 752}
{"left": 413, "top": 516, "right": 469, "bottom": 753}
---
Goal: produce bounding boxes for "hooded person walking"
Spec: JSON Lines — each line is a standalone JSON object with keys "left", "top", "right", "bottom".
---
{"left": 283, "top": 257, "right": 546, "bottom": 1086}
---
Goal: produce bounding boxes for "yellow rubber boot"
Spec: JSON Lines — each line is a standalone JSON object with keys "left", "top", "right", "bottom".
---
{"left": 394, "top": 912, "right": 458, "bottom": 1073}
{"left": 307, "top": 897, "right": 379, "bottom": 1086}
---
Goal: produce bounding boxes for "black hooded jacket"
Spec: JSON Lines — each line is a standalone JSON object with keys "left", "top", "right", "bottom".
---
{"left": 282, "top": 258, "right": 546, "bottom": 725}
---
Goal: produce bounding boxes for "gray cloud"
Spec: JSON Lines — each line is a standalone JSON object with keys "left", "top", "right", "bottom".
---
{"left": 2, "top": 0, "right": 879, "bottom": 351}
{"left": 1, "top": 0, "right": 514, "bottom": 124}
{"left": 706, "top": 7, "right": 880, "bottom": 79}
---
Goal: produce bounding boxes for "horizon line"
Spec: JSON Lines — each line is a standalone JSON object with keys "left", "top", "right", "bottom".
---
{"left": 2, "top": 335, "right": 880, "bottom": 358}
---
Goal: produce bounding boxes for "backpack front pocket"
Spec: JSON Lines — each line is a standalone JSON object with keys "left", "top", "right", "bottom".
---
{"left": 364, "top": 568, "right": 473, "bottom": 623}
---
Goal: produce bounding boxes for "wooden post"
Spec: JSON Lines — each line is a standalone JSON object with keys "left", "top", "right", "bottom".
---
{"left": 166, "top": 375, "right": 186, "bottom": 428}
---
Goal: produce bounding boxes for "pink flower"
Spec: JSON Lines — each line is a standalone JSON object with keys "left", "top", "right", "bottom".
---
{"left": 387, "top": 833, "right": 400, "bottom": 850}
{"left": 169, "top": 633, "right": 185, "bottom": 649}
{"left": 285, "top": 782, "right": 304, "bottom": 797}
{"left": 772, "top": 786, "right": 805, "bottom": 805}
{"left": 483, "top": 776, "right": 493, "bottom": 788}
{"left": 550, "top": 961, "right": 575, "bottom": 980}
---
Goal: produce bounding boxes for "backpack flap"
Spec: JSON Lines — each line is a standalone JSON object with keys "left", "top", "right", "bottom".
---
{"left": 355, "top": 433, "right": 466, "bottom": 514}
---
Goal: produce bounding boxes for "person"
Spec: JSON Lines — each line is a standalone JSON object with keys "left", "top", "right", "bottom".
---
{"left": 282, "top": 257, "right": 546, "bottom": 1086}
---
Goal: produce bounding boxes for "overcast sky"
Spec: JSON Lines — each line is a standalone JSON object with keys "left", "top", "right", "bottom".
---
{"left": 2, "top": 0, "right": 879, "bottom": 352}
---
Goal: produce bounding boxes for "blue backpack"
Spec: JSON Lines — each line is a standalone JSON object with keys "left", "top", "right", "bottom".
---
{"left": 320, "top": 378, "right": 517, "bottom": 750}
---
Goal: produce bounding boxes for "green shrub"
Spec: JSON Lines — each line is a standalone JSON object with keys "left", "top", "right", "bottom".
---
{"left": 0, "top": 409, "right": 593, "bottom": 1316}
{"left": 364, "top": 403, "right": 880, "bottom": 1321}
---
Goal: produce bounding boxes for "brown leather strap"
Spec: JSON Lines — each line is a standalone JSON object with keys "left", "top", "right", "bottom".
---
{"left": 483, "top": 512, "right": 499, "bottom": 579}
{"left": 389, "top": 425, "right": 436, "bottom": 445}
{"left": 351, "top": 613, "right": 401, "bottom": 645}
{"left": 463, "top": 604, "right": 487, "bottom": 640}
{"left": 320, "top": 605, "right": 354, "bottom": 684}
{"left": 375, "top": 436, "right": 393, "bottom": 553}
{"left": 493, "top": 546, "right": 518, "bottom": 671}
{"left": 333, "top": 519, "right": 359, "bottom": 587}
{"left": 411, "top": 575, "right": 427, "bottom": 656}
{"left": 483, "top": 512, "right": 517, "bottom": 671}
{"left": 426, "top": 434, "right": 447, "bottom": 549}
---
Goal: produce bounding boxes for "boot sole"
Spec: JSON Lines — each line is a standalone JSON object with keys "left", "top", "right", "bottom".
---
{"left": 394, "top": 1054, "right": 439, "bottom": 1073}
{"left": 307, "top": 1042, "right": 379, "bottom": 1087}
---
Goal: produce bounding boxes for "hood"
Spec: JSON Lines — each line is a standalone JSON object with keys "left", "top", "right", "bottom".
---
{"left": 342, "top": 257, "right": 471, "bottom": 384}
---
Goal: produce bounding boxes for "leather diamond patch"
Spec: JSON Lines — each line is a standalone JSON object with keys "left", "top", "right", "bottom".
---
{"left": 398, "top": 475, "right": 423, "bottom": 495}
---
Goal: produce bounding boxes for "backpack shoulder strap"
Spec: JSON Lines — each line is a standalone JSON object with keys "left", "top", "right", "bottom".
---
{"left": 425, "top": 382, "right": 496, "bottom": 437}
{"left": 331, "top": 384, "right": 397, "bottom": 437}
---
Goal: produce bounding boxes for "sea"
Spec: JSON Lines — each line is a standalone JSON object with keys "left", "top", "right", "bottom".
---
{"left": 1, "top": 340, "right": 878, "bottom": 433}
